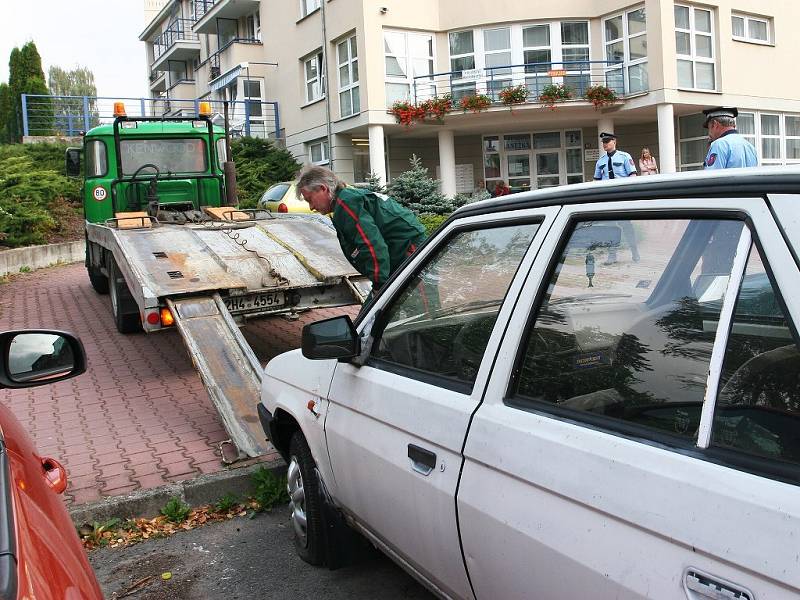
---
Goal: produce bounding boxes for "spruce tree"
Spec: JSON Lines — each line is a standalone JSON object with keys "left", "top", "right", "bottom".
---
{"left": 5, "top": 42, "right": 52, "bottom": 141}
{"left": 387, "top": 154, "right": 455, "bottom": 215}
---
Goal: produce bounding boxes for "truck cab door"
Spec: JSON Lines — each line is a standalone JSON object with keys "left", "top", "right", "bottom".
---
{"left": 324, "top": 207, "right": 559, "bottom": 599}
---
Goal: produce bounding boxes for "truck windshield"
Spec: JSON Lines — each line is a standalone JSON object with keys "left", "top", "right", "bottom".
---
{"left": 120, "top": 138, "right": 208, "bottom": 175}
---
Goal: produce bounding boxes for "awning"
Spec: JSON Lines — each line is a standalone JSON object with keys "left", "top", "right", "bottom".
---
{"left": 209, "top": 65, "right": 242, "bottom": 91}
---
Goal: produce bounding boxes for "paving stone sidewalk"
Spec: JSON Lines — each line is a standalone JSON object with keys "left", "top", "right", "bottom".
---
{"left": 0, "top": 263, "right": 358, "bottom": 506}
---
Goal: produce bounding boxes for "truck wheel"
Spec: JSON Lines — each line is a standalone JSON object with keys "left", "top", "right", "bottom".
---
{"left": 88, "top": 267, "right": 109, "bottom": 295}
{"left": 108, "top": 257, "right": 141, "bottom": 334}
{"left": 288, "top": 431, "right": 325, "bottom": 566}
{"left": 85, "top": 240, "right": 109, "bottom": 294}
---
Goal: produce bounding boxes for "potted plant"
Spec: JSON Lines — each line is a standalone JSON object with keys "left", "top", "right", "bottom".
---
{"left": 389, "top": 100, "right": 426, "bottom": 126}
{"left": 419, "top": 94, "right": 453, "bottom": 121}
{"left": 459, "top": 93, "right": 493, "bottom": 113}
{"left": 584, "top": 85, "right": 618, "bottom": 110}
{"left": 498, "top": 85, "right": 530, "bottom": 109}
{"left": 538, "top": 83, "right": 573, "bottom": 110}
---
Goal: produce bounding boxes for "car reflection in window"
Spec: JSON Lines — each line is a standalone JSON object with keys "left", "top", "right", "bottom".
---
{"left": 515, "top": 218, "right": 747, "bottom": 441}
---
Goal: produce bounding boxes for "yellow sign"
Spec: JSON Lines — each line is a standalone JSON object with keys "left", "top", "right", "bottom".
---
{"left": 547, "top": 69, "right": 567, "bottom": 77}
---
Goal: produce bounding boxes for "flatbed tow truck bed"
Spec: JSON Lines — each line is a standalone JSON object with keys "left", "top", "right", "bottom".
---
{"left": 87, "top": 212, "right": 368, "bottom": 459}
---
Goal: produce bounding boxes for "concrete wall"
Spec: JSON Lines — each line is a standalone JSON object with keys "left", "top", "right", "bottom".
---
{"left": 0, "top": 241, "right": 85, "bottom": 278}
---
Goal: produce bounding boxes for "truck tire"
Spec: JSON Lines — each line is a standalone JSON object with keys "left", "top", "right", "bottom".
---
{"left": 288, "top": 431, "right": 325, "bottom": 566}
{"left": 108, "top": 256, "right": 142, "bottom": 334}
{"left": 85, "top": 239, "right": 109, "bottom": 294}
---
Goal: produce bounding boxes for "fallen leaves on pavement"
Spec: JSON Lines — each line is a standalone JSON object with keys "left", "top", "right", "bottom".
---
{"left": 80, "top": 500, "right": 257, "bottom": 551}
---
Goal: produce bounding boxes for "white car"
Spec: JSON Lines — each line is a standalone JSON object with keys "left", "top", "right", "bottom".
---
{"left": 258, "top": 167, "right": 800, "bottom": 600}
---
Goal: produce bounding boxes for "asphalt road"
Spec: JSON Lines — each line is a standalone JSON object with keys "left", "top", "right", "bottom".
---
{"left": 89, "top": 507, "right": 435, "bottom": 600}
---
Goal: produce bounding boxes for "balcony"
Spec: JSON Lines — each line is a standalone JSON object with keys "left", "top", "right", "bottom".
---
{"left": 409, "top": 60, "right": 641, "bottom": 109}
{"left": 200, "top": 37, "right": 262, "bottom": 85}
{"left": 151, "top": 19, "right": 200, "bottom": 71}
{"left": 149, "top": 70, "right": 166, "bottom": 92}
{"left": 193, "top": 0, "right": 260, "bottom": 34}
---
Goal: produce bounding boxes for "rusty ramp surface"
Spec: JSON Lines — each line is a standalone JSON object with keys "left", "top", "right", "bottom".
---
{"left": 167, "top": 294, "right": 270, "bottom": 458}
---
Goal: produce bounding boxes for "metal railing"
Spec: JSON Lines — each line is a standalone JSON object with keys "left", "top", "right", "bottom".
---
{"left": 202, "top": 37, "right": 262, "bottom": 81}
{"left": 154, "top": 19, "right": 199, "bottom": 60}
{"left": 21, "top": 94, "right": 281, "bottom": 141}
{"left": 412, "top": 60, "right": 632, "bottom": 105}
{"left": 193, "top": 0, "right": 218, "bottom": 21}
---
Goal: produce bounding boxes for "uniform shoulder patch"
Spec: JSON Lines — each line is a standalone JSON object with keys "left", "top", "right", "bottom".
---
{"left": 706, "top": 153, "right": 717, "bottom": 166}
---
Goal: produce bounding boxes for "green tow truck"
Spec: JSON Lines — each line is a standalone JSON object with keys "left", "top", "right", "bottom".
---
{"left": 65, "top": 103, "right": 368, "bottom": 459}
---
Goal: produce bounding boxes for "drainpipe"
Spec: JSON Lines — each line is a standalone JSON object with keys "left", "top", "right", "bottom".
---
{"left": 320, "top": 0, "right": 334, "bottom": 171}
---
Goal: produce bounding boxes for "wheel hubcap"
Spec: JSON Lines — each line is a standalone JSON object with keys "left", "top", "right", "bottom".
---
{"left": 287, "top": 455, "right": 307, "bottom": 546}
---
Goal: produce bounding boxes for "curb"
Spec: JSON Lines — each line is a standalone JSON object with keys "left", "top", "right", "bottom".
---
{"left": 69, "top": 457, "right": 286, "bottom": 526}
{"left": 0, "top": 240, "right": 85, "bottom": 277}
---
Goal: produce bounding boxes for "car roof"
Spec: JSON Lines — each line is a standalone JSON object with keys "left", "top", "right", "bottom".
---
{"left": 455, "top": 166, "right": 800, "bottom": 218}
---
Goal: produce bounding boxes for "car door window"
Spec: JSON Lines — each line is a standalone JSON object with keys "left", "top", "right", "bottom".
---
{"left": 371, "top": 223, "right": 539, "bottom": 392}
{"left": 712, "top": 245, "right": 800, "bottom": 464}
{"left": 513, "top": 218, "right": 745, "bottom": 441}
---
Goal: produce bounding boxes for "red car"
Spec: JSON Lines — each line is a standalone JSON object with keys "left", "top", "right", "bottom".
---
{"left": 0, "top": 329, "right": 103, "bottom": 600}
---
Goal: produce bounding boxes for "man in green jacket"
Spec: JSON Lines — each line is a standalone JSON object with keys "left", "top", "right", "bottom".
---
{"left": 296, "top": 165, "right": 426, "bottom": 298}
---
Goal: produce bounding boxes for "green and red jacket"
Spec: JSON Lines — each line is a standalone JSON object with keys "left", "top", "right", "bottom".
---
{"left": 332, "top": 187, "right": 426, "bottom": 290}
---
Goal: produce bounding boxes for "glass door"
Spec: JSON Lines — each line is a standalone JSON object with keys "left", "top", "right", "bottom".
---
{"left": 533, "top": 132, "right": 562, "bottom": 188}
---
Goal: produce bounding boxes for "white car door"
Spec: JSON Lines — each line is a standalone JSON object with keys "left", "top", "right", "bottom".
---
{"left": 459, "top": 198, "right": 800, "bottom": 599}
{"left": 324, "top": 207, "right": 560, "bottom": 599}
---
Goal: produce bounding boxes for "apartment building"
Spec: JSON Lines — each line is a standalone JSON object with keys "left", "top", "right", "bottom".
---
{"left": 140, "top": 0, "right": 800, "bottom": 195}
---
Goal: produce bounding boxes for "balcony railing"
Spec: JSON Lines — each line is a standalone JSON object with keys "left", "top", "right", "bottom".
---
{"left": 21, "top": 94, "right": 282, "bottom": 141}
{"left": 154, "top": 19, "right": 199, "bottom": 59}
{"left": 201, "top": 37, "right": 262, "bottom": 81}
{"left": 193, "top": 0, "right": 218, "bottom": 21}
{"left": 411, "top": 60, "right": 637, "bottom": 105}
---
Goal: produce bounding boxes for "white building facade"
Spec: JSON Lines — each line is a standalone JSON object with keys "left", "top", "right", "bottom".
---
{"left": 140, "top": 0, "right": 800, "bottom": 193}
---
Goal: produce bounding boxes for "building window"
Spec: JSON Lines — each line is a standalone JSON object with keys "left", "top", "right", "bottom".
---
{"left": 384, "top": 30, "right": 434, "bottom": 106}
{"left": 245, "top": 10, "right": 260, "bottom": 41}
{"left": 604, "top": 7, "right": 647, "bottom": 95}
{"left": 675, "top": 4, "right": 715, "bottom": 90}
{"left": 301, "top": 0, "right": 320, "bottom": 18}
{"left": 561, "top": 22, "right": 590, "bottom": 94}
{"left": 307, "top": 139, "right": 329, "bottom": 165}
{"left": 731, "top": 13, "right": 771, "bottom": 44}
{"left": 337, "top": 34, "right": 360, "bottom": 118}
{"left": 484, "top": 27, "right": 512, "bottom": 100}
{"left": 448, "top": 30, "right": 476, "bottom": 100}
{"left": 483, "top": 130, "right": 583, "bottom": 192}
{"left": 304, "top": 51, "right": 325, "bottom": 104}
{"left": 678, "top": 111, "right": 800, "bottom": 169}
{"left": 352, "top": 138, "right": 370, "bottom": 183}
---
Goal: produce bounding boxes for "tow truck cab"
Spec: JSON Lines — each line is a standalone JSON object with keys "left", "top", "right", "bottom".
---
{"left": 65, "top": 107, "right": 228, "bottom": 225}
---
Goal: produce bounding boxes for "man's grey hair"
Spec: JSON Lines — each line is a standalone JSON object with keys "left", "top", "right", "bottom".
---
{"left": 296, "top": 165, "right": 346, "bottom": 198}
{"left": 712, "top": 116, "right": 736, "bottom": 128}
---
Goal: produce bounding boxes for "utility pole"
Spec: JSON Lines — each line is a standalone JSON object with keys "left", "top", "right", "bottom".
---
{"left": 320, "top": 0, "right": 334, "bottom": 171}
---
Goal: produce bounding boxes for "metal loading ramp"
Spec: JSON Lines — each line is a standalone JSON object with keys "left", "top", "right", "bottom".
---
{"left": 167, "top": 294, "right": 269, "bottom": 458}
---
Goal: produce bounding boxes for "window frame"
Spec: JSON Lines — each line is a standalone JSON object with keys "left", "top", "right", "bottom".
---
{"left": 602, "top": 6, "right": 648, "bottom": 95}
{"left": 365, "top": 217, "right": 545, "bottom": 394}
{"left": 731, "top": 12, "right": 772, "bottom": 45}
{"left": 303, "top": 50, "right": 325, "bottom": 105}
{"left": 337, "top": 34, "right": 360, "bottom": 118}
{"left": 384, "top": 29, "right": 435, "bottom": 106}
{"left": 675, "top": 4, "right": 717, "bottom": 91}
{"left": 499, "top": 201, "right": 800, "bottom": 484}
{"left": 678, "top": 111, "right": 800, "bottom": 169}
{"left": 84, "top": 139, "right": 108, "bottom": 178}
{"left": 300, "top": 0, "right": 320, "bottom": 19}
{"left": 307, "top": 139, "right": 329, "bottom": 165}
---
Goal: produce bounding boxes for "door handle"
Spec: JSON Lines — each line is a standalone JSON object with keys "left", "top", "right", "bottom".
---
{"left": 408, "top": 444, "right": 436, "bottom": 476}
{"left": 684, "top": 569, "right": 753, "bottom": 600}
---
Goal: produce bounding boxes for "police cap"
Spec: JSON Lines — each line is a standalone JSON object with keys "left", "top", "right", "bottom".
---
{"left": 702, "top": 106, "right": 738, "bottom": 128}
{"left": 599, "top": 132, "right": 617, "bottom": 142}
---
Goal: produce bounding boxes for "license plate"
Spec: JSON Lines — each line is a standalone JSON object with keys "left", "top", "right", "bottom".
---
{"left": 224, "top": 292, "right": 285, "bottom": 312}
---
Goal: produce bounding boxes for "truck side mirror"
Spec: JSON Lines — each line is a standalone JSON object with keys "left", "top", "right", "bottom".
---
{"left": 301, "top": 316, "right": 360, "bottom": 360}
{"left": 65, "top": 147, "right": 81, "bottom": 177}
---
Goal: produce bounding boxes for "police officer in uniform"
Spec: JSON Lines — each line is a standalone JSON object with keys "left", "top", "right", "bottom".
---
{"left": 593, "top": 132, "right": 637, "bottom": 180}
{"left": 702, "top": 106, "right": 758, "bottom": 169}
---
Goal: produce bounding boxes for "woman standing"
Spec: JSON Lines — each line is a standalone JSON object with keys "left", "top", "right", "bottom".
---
{"left": 639, "top": 148, "right": 659, "bottom": 175}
